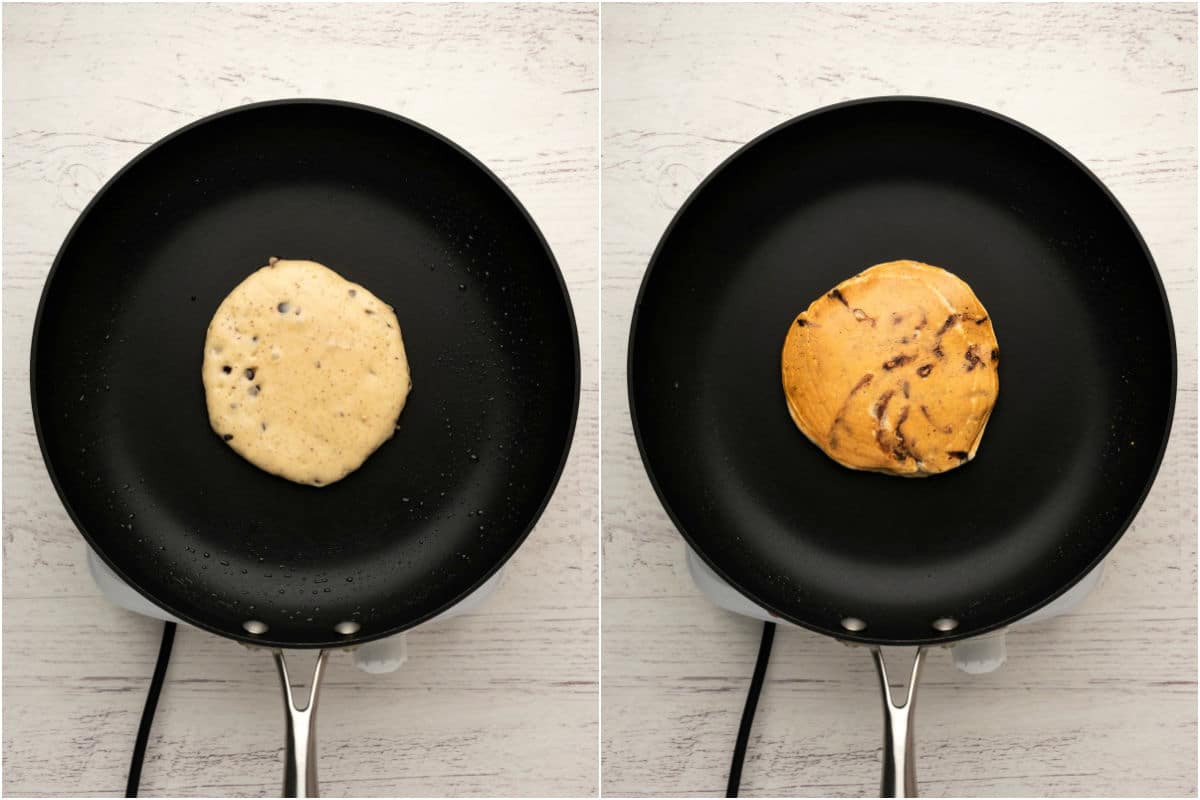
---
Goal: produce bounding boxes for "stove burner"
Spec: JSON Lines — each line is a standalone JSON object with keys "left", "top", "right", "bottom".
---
{"left": 86, "top": 547, "right": 503, "bottom": 674}
{"left": 684, "top": 546, "right": 1103, "bottom": 674}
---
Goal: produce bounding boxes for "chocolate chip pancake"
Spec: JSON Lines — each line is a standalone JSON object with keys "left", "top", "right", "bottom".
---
{"left": 781, "top": 260, "right": 999, "bottom": 476}
{"left": 203, "top": 258, "right": 412, "bottom": 487}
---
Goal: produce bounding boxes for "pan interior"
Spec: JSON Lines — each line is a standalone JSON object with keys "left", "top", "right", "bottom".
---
{"left": 34, "top": 102, "right": 578, "bottom": 646}
{"left": 630, "top": 99, "right": 1174, "bottom": 644}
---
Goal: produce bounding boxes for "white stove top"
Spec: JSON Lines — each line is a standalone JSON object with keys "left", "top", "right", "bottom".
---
{"left": 87, "top": 547, "right": 502, "bottom": 673}
{"left": 685, "top": 546, "right": 1103, "bottom": 673}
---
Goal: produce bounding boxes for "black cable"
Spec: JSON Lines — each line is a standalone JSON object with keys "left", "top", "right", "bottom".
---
{"left": 126, "top": 621, "right": 177, "bottom": 798}
{"left": 726, "top": 620, "right": 776, "bottom": 798}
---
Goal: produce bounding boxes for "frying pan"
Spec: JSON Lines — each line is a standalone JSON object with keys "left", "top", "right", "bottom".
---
{"left": 32, "top": 99, "right": 579, "bottom": 796}
{"left": 629, "top": 97, "right": 1175, "bottom": 796}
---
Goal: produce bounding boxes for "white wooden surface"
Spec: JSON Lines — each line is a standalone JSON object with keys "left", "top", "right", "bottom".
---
{"left": 2, "top": 4, "right": 598, "bottom": 797}
{"left": 601, "top": 4, "right": 1197, "bottom": 797}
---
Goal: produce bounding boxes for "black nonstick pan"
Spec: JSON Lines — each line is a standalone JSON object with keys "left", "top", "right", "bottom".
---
{"left": 32, "top": 99, "right": 579, "bottom": 795}
{"left": 629, "top": 97, "right": 1175, "bottom": 796}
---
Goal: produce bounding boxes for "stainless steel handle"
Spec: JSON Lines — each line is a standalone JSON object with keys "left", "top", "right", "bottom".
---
{"left": 274, "top": 649, "right": 329, "bottom": 798}
{"left": 871, "top": 647, "right": 926, "bottom": 798}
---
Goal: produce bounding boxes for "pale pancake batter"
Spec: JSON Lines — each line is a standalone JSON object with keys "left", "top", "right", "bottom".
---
{"left": 202, "top": 258, "right": 411, "bottom": 486}
{"left": 781, "top": 260, "right": 999, "bottom": 476}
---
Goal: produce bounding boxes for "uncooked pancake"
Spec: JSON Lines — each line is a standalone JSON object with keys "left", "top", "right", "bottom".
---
{"left": 781, "top": 260, "right": 999, "bottom": 476}
{"left": 202, "top": 258, "right": 411, "bottom": 486}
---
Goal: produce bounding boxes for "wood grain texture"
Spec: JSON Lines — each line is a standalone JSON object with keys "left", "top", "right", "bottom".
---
{"left": 2, "top": 4, "right": 598, "bottom": 797}
{"left": 600, "top": 4, "right": 1196, "bottom": 797}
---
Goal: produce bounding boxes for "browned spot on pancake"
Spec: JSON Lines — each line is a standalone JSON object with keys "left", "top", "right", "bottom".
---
{"left": 883, "top": 354, "right": 913, "bottom": 370}
{"left": 917, "top": 363, "right": 933, "bottom": 378}
{"left": 964, "top": 344, "right": 983, "bottom": 371}
{"left": 947, "top": 450, "right": 969, "bottom": 460}
{"left": 828, "top": 288, "right": 849, "bottom": 306}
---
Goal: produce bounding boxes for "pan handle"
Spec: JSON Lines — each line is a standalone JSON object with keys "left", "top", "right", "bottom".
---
{"left": 274, "top": 649, "right": 329, "bottom": 798}
{"left": 871, "top": 647, "right": 926, "bottom": 798}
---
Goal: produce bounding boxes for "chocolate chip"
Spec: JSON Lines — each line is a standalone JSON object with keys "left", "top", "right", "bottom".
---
{"left": 222, "top": 434, "right": 234, "bottom": 441}
{"left": 933, "top": 344, "right": 945, "bottom": 359}
{"left": 948, "top": 450, "right": 969, "bottom": 460}
{"left": 348, "top": 289, "right": 357, "bottom": 297}
{"left": 883, "top": 354, "right": 913, "bottom": 370}
{"left": 937, "top": 314, "right": 958, "bottom": 336}
{"left": 277, "top": 302, "right": 290, "bottom": 313}
{"left": 902, "top": 381, "right": 911, "bottom": 399}
{"left": 245, "top": 368, "right": 256, "bottom": 380}
{"left": 976, "top": 316, "right": 989, "bottom": 325}
{"left": 795, "top": 317, "right": 807, "bottom": 327}
{"left": 828, "top": 288, "right": 849, "bottom": 307}
{"left": 850, "top": 373, "right": 874, "bottom": 394}
{"left": 872, "top": 390, "right": 895, "bottom": 421}
{"left": 917, "top": 364, "right": 933, "bottom": 377}
{"left": 964, "top": 344, "right": 982, "bottom": 371}
{"left": 991, "top": 348, "right": 1000, "bottom": 363}
{"left": 222, "top": 365, "right": 232, "bottom": 374}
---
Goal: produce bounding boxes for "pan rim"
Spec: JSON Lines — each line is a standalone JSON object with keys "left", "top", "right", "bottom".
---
{"left": 626, "top": 94, "right": 1178, "bottom": 646}
{"left": 30, "top": 98, "right": 582, "bottom": 649}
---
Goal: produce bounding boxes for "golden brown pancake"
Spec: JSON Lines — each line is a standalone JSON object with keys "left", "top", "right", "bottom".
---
{"left": 202, "top": 258, "right": 412, "bottom": 487}
{"left": 781, "top": 260, "right": 999, "bottom": 476}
